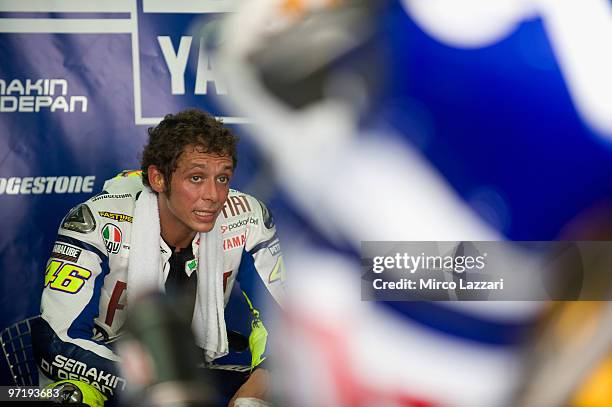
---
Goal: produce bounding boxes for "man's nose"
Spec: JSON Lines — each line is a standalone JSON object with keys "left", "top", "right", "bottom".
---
{"left": 201, "top": 180, "right": 219, "bottom": 202}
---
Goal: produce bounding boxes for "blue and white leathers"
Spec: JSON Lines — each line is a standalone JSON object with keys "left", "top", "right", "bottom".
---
{"left": 33, "top": 172, "right": 285, "bottom": 398}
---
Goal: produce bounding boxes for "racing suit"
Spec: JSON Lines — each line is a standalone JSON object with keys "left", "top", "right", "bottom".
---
{"left": 32, "top": 172, "right": 285, "bottom": 398}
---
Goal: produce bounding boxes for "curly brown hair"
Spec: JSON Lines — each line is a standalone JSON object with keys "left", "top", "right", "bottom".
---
{"left": 140, "top": 109, "right": 239, "bottom": 191}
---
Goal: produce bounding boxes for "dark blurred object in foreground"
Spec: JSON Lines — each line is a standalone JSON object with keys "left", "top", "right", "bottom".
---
{"left": 118, "top": 293, "right": 217, "bottom": 407}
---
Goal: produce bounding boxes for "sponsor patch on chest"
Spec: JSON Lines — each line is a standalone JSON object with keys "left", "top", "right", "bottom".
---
{"left": 102, "top": 223, "right": 122, "bottom": 254}
{"left": 223, "top": 233, "right": 246, "bottom": 251}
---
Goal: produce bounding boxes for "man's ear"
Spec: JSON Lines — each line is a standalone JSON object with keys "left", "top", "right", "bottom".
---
{"left": 147, "top": 165, "right": 166, "bottom": 193}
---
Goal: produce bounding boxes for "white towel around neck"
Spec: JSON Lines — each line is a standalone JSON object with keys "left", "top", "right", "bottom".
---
{"left": 126, "top": 187, "right": 228, "bottom": 361}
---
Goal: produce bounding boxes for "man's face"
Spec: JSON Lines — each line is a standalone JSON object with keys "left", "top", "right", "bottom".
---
{"left": 154, "top": 146, "right": 233, "bottom": 240}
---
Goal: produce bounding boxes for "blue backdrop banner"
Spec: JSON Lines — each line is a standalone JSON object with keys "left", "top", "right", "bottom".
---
{"left": 2, "top": 0, "right": 612, "bottom": 390}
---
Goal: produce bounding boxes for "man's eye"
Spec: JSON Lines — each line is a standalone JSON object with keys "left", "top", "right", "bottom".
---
{"left": 191, "top": 176, "right": 202, "bottom": 182}
{"left": 218, "top": 176, "right": 229, "bottom": 184}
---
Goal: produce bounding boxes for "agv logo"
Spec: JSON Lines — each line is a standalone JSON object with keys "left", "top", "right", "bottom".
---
{"left": 102, "top": 224, "right": 122, "bottom": 254}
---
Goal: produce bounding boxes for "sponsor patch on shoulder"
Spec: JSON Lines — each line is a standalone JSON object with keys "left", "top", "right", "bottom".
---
{"left": 51, "top": 242, "right": 82, "bottom": 262}
{"left": 98, "top": 211, "right": 133, "bottom": 223}
{"left": 257, "top": 199, "right": 275, "bottom": 229}
{"left": 91, "top": 193, "right": 132, "bottom": 202}
{"left": 62, "top": 204, "right": 96, "bottom": 233}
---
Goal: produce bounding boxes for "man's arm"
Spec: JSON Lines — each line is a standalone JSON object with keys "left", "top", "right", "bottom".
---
{"left": 228, "top": 368, "right": 271, "bottom": 407}
{"left": 228, "top": 197, "right": 285, "bottom": 405}
{"left": 32, "top": 203, "right": 126, "bottom": 399}
{"left": 237, "top": 197, "right": 285, "bottom": 367}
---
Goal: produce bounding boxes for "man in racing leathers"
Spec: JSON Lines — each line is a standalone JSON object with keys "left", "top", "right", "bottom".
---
{"left": 32, "top": 109, "right": 285, "bottom": 405}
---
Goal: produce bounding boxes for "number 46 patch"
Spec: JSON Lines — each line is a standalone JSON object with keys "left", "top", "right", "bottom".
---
{"left": 45, "top": 259, "right": 91, "bottom": 294}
